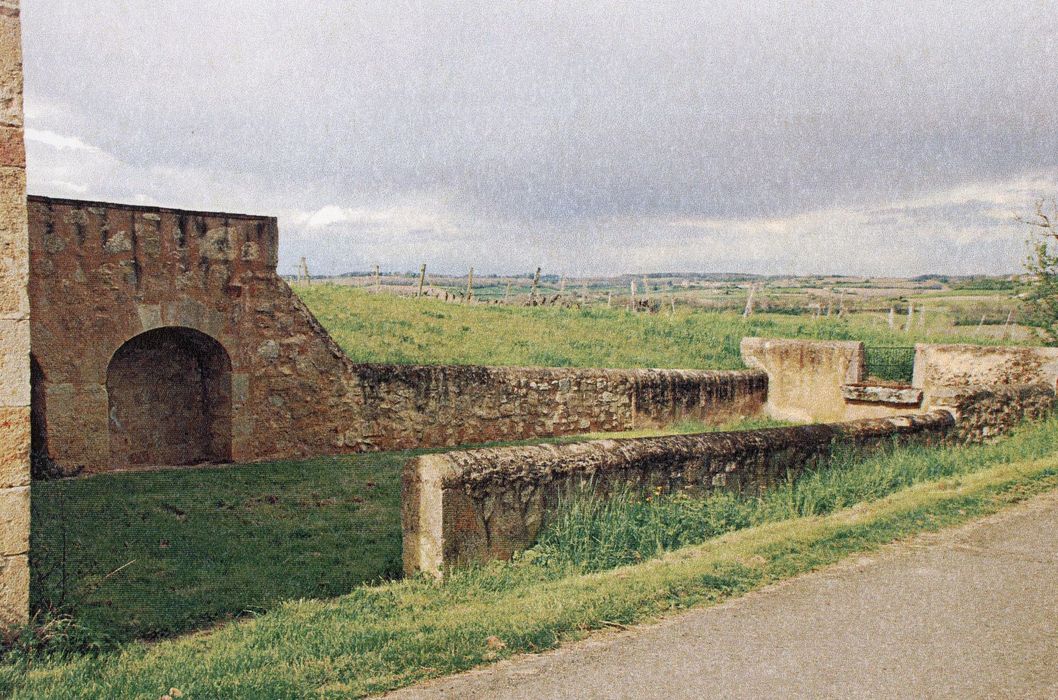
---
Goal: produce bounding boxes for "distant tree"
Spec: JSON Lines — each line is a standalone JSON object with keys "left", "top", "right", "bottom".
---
{"left": 1020, "top": 198, "right": 1058, "bottom": 344}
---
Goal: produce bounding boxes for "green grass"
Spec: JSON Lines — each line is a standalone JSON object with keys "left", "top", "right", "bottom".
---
{"left": 535, "top": 425, "right": 1057, "bottom": 572}
{"left": 296, "top": 285, "right": 1006, "bottom": 369}
{"left": 7, "top": 419, "right": 1058, "bottom": 698}
{"left": 30, "top": 453, "right": 408, "bottom": 643}
{"left": 28, "top": 418, "right": 783, "bottom": 644}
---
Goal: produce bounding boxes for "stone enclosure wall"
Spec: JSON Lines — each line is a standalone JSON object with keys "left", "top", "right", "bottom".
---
{"left": 913, "top": 344, "right": 1058, "bottom": 393}
{"left": 402, "top": 383, "right": 1056, "bottom": 576}
{"left": 0, "top": 0, "right": 28, "bottom": 625}
{"left": 403, "top": 412, "right": 955, "bottom": 576}
{"left": 349, "top": 366, "right": 766, "bottom": 452}
{"left": 28, "top": 196, "right": 767, "bottom": 474}
{"left": 742, "top": 337, "right": 1058, "bottom": 425}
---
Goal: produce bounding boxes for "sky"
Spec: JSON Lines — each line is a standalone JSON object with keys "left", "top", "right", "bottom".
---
{"left": 18, "top": 1, "right": 1058, "bottom": 278}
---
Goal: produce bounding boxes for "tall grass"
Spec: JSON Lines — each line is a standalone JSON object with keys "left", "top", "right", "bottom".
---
{"left": 533, "top": 418, "right": 1058, "bottom": 572}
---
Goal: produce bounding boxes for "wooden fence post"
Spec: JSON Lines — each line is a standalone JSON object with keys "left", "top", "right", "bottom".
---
{"left": 743, "top": 285, "right": 756, "bottom": 318}
{"left": 417, "top": 264, "right": 426, "bottom": 298}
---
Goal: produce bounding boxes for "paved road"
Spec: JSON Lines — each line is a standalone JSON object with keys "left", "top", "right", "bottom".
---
{"left": 388, "top": 490, "right": 1058, "bottom": 699}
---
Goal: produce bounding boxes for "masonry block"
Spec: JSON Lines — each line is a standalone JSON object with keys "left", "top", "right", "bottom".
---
{"left": 0, "top": 406, "right": 28, "bottom": 488}
{"left": 0, "top": 554, "right": 27, "bottom": 627}
{"left": 0, "top": 485, "right": 28, "bottom": 556}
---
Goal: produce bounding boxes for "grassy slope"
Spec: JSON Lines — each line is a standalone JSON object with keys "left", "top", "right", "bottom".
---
{"left": 296, "top": 285, "right": 1002, "bottom": 369}
{"left": 8, "top": 420, "right": 1058, "bottom": 699}
{"left": 30, "top": 419, "right": 778, "bottom": 643}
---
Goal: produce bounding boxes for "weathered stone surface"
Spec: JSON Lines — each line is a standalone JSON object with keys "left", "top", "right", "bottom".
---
{"left": 0, "top": 125, "right": 24, "bottom": 168}
{"left": 0, "top": 318, "right": 27, "bottom": 405}
{"left": 0, "top": 485, "right": 28, "bottom": 556}
{"left": 0, "top": 4, "right": 23, "bottom": 129}
{"left": 402, "top": 411, "right": 956, "bottom": 576}
{"left": 741, "top": 337, "right": 866, "bottom": 422}
{"left": 0, "top": 166, "right": 28, "bottom": 317}
{"left": 914, "top": 344, "right": 1058, "bottom": 393}
{"left": 930, "top": 384, "right": 1057, "bottom": 443}
{"left": 0, "top": 554, "right": 27, "bottom": 627}
{"left": 353, "top": 365, "right": 767, "bottom": 453}
{"left": 842, "top": 384, "right": 923, "bottom": 406}
{"left": 0, "top": 406, "right": 28, "bottom": 488}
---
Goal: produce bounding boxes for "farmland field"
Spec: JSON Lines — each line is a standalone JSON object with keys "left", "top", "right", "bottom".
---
{"left": 295, "top": 282, "right": 1027, "bottom": 370}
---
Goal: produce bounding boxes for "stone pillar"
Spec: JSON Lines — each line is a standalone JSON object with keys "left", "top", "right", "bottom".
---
{"left": 0, "top": 0, "right": 30, "bottom": 626}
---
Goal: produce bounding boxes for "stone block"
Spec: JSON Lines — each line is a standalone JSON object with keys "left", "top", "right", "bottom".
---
{"left": 0, "top": 405, "right": 28, "bottom": 488}
{"left": 0, "top": 125, "right": 23, "bottom": 168}
{"left": 842, "top": 384, "right": 923, "bottom": 406}
{"left": 136, "top": 303, "right": 162, "bottom": 332}
{"left": 0, "top": 485, "right": 27, "bottom": 556}
{"left": 0, "top": 166, "right": 27, "bottom": 318}
{"left": 0, "top": 4, "right": 23, "bottom": 130}
{"left": 0, "top": 318, "right": 27, "bottom": 405}
{"left": 0, "top": 553, "right": 27, "bottom": 626}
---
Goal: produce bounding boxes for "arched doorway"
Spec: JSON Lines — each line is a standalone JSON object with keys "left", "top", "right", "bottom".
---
{"left": 106, "top": 327, "right": 233, "bottom": 467}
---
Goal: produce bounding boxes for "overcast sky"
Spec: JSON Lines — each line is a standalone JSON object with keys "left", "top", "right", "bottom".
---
{"left": 19, "top": 1, "right": 1058, "bottom": 277}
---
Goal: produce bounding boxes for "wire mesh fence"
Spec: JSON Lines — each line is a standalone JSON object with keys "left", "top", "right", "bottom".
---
{"left": 864, "top": 346, "right": 915, "bottom": 383}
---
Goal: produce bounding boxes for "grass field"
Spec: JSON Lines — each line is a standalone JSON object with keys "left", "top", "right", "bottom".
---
{"left": 7, "top": 419, "right": 1058, "bottom": 698}
{"left": 28, "top": 418, "right": 779, "bottom": 644}
{"left": 296, "top": 285, "right": 1012, "bottom": 369}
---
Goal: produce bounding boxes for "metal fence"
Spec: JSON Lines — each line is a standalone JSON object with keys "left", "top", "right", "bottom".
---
{"left": 864, "top": 346, "right": 915, "bottom": 384}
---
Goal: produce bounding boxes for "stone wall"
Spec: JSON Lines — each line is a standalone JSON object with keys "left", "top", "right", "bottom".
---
{"left": 930, "top": 384, "right": 1056, "bottom": 444}
{"left": 348, "top": 366, "right": 766, "bottom": 452}
{"left": 29, "top": 195, "right": 768, "bottom": 474}
{"left": 0, "top": 0, "right": 28, "bottom": 625}
{"left": 27, "top": 196, "right": 364, "bottom": 473}
{"left": 402, "top": 411, "right": 956, "bottom": 576}
{"left": 913, "top": 344, "right": 1058, "bottom": 394}
{"left": 740, "top": 337, "right": 891, "bottom": 422}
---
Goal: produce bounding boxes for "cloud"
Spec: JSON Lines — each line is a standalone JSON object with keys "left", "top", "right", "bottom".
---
{"left": 24, "top": 128, "right": 99, "bottom": 152}
{"left": 16, "top": 1, "right": 1058, "bottom": 276}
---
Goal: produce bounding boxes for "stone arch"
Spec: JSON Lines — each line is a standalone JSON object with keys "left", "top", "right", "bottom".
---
{"left": 106, "top": 327, "right": 233, "bottom": 467}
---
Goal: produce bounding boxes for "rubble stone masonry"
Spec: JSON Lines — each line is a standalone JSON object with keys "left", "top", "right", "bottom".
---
{"left": 402, "top": 411, "right": 958, "bottom": 576}
{"left": 28, "top": 195, "right": 767, "bottom": 475}
{"left": 0, "top": 0, "right": 29, "bottom": 625}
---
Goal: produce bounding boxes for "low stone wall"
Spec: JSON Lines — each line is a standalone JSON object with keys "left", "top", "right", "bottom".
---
{"left": 913, "top": 344, "right": 1058, "bottom": 393}
{"left": 930, "top": 384, "right": 1056, "bottom": 443}
{"left": 349, "top": 366, "right": 767, "bottom": 452}
{"left": 402, "top": 411, "right": 955, "bottom": 576}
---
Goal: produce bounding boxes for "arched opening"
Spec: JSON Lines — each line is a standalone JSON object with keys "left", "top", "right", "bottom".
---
{"left": 106, "top": 327, "right": 233, "bottom": 467}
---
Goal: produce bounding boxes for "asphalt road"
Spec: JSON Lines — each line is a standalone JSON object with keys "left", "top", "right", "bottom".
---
{"left": 388, "top": 490, "right": 1058, "bottom": 699}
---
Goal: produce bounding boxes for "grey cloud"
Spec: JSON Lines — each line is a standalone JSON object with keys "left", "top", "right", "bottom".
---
{"left": 18, "top": 0, "right": 1058, "bottom": 274}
